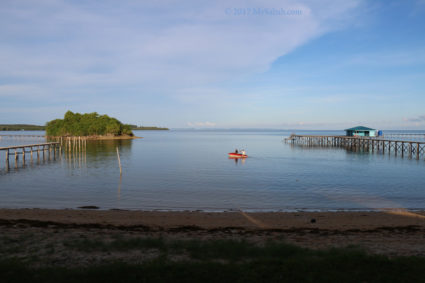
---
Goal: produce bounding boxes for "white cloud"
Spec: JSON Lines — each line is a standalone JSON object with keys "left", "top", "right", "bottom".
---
{"left": 0, "top": 0, "right": 364, "bottom": 125}
{"left": 0, "top": 0, "right": 363, "bottom": 90}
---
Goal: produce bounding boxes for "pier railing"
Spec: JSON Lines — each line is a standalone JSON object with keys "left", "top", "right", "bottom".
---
{"left": 285, "top": 135, "right": 425, "bottom": 160}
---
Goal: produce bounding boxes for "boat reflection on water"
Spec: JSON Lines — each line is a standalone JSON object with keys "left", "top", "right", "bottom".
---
{"left": 228, "top": 156, "right": 246, "bottom": 165}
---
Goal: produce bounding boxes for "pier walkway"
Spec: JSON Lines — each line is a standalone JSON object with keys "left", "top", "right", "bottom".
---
{"left": 0, "top": 142, "right": 60, "bottom": 168}
{"left": 285, "top": 135, "right": 425, "bottom": 160}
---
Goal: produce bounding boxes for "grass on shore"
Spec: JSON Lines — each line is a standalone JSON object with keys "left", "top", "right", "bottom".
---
{"left": 1, "top": 238, "right": 425, "bottom": 282}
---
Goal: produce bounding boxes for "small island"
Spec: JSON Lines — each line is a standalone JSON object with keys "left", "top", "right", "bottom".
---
{"left": 46, "top": 111, "right": 136, "bottom": 139}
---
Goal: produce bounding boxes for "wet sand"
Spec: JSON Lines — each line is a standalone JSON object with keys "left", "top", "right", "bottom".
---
{"left": 1, "top": 208, "right": 425, "bottom": 263}
{"left": 1, "top": 208, "right": 424, "bottom": 230}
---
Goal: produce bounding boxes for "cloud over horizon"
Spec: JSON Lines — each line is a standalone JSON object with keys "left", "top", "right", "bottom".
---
{"left": 404, "top": 115, "right": 425, "bottom": 123}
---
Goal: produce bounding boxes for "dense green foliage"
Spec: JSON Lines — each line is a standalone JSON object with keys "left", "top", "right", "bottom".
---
{"left": 0, "top": 124, "right": 45, "bottom": 131}
{"left": 1, "top": 239, "right": 425, "bottom": 282}
{"left": 46, "top": 111, "right": 133, "bottom": 137}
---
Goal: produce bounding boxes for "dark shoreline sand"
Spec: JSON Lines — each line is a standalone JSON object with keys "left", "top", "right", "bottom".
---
{"left": 1, "top": 208, "right": 425, "bottom": 263}
{"left": 1, "top": 208, "right": 424, "bottom": 230}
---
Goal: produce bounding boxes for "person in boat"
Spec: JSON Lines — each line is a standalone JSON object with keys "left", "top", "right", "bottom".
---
{"left": 241, "top": 149, "right": 246, "bottom": 156}
{"left": 235, "top": 149, "right": 239, "bottom": 154}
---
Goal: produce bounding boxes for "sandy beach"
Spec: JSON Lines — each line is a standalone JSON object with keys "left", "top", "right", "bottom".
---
{"left": 1, "top": 208, "right": 425, "bottom": 265}
{"left": 1, "top": 208, "right": 425, "bottom": 230}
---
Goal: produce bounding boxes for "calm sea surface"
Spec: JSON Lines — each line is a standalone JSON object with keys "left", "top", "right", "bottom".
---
{"left": 1, "top": 130, "right": 425, "bottom": 211}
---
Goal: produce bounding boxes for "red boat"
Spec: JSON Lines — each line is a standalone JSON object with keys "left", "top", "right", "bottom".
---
{"left": 228, "top": 153, "right": 248, "bottom": 158}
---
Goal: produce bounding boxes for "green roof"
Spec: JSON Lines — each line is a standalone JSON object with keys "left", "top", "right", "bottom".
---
{"left": 344, "top": 126, "right": 376, "bottom": 131}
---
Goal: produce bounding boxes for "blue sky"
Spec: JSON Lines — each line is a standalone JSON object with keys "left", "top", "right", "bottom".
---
{"left": 1, "top": 0, "right": 425, "bottom": 129}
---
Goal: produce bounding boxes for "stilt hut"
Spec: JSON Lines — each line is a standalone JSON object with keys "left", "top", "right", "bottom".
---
{"left": 345, "top": 126, "right": 377, "bottom": 137}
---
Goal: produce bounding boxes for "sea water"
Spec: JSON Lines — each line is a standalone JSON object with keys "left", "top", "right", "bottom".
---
{"left": 0, "top": 130, "right": 424, "bottom": 211}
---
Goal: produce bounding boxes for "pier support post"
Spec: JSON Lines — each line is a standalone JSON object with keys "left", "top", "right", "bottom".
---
{"left": 14, "top": 150, "right": 18, "bottom": 168}
{"left": 394, "top": 142, "right": 398, "bottom": 156}
{"left": 5, "top": 150, "right": 9, "bottom": 169}
{"left": 402, "top": 142, "right": 404, "bottom": 158}
{"left": 284, "top": 135, "right": 425, "bottom": 162}
{"left": 417, "top": 143, "right": 420, "bottom": 160}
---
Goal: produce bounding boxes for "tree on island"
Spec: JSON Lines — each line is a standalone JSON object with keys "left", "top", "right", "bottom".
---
{"left": 46, "top": 111, "right": 133, "bottom": 137}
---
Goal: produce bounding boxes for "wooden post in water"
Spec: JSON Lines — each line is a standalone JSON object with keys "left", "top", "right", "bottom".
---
{"left": 116, "top": 147, "right": 122, "bottom": 175}
{"left": 417, "top": 143, "right": 420, "bottom": 160}
{"left": 5, "top": 149, "right": 9, "bottom": 171}
{"left": 402, "top": 142, "right": 404, "bottom": 158}
{"left": 5, "top": 149, "right": 9, "bottom": 165}
{"left": 393, "top": 141, "right": 396, "bottom": 154}
{"left": 14, "top": 150, "right": 18, "bottom": 168}
{"left": 22, "top": 148, "right": 26, "bottom": 166}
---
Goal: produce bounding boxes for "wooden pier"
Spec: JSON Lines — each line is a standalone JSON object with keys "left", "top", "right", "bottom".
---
{"left": 0, "top": 136, "right": 90, "bottom": 172}
{"left": 285, "top": 135, "right": 425, "bottom": 160}
{"left": 0, "top": 142, "right": 60, "bottom": 169}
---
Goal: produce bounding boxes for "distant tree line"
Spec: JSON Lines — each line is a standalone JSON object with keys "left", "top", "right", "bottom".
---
{"left": 46, "top": 111, "right": 133, "bottom": 137}
{"left": 0, "top": 124, "right": 45, "bottom": 131}
{"left": 128, "top": 125, "right": 169, "bottom": 130}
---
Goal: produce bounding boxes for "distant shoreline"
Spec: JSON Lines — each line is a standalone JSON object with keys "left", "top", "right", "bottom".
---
{"left": 46, "top": 134, "right": 143, "bottom": 140}
{"left": 0, "top": 124, "right": 45, "bottom": 131}
{"left": 83, "top": 135, "right": 143, "bottom": 140}
{"left": 0, "top": 124, "right": 169, "bottom": 131}
{"left": 131, "top": 126, "right": 169, "bottom": 130}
